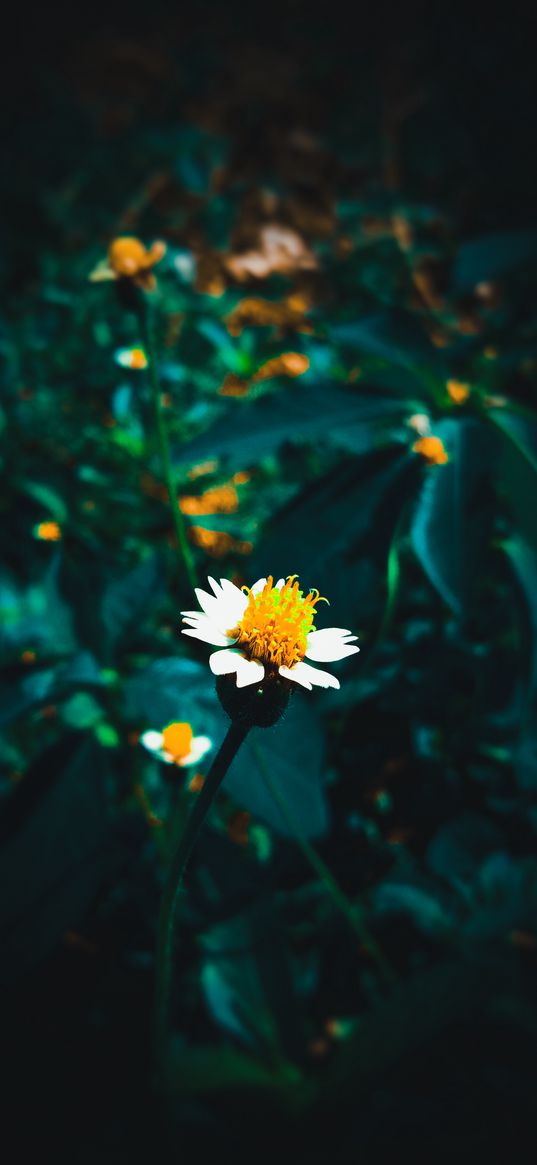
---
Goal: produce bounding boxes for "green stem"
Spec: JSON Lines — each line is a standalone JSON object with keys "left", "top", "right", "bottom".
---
{"left": 251, "top": 740, "right": 396, "bottom": 987}
{"left": 137, "top": 299, "right": 198, "bottom": 592}
{"left": 154, "top": 720, "right": 250, "bottom": 1081}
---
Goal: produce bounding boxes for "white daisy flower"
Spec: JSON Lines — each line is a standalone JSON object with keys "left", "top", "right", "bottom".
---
{"left": 141, "top": 721, "right": 212, "bottom": 767}
{"left": 181, "top": 575, "right": 360, "bottom": 691}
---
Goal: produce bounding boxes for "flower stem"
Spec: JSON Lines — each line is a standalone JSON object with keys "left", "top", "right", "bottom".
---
{"left": 153, "top": 720, "right": 250, "bottom": 1081}
{"left": 137, "top": 298, "right": 198, "bottom": 592}
{"left": 251, "top": 740, "right": 396, "bottom": 987}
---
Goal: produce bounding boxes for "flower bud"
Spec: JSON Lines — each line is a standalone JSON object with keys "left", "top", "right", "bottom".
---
{"left": 216, "top": 670, "right": 292, "bottom": 728}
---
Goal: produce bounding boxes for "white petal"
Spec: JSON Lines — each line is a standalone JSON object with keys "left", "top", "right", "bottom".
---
{"left": 250, "top": 577, "right": 286, "bottom": 596}
{"left": 306, "top": 628, "right": 360, "bottom": 662}
{"left": 207, "top": 576, "right": 224, "bottom": 598}
{"left": 219, "top": 577, "right": 244, "bottom": 598}
{"left": 194, "top": 586, "right": 225, "bottom": 620}
{"left": 217, "top": 578, "right": 249, "bottom": 622}
{"left": 181, "top": 610, "right": 216, "bottom": 624}
{"left": 194, "top": 584, "right": 246, "bottom": 632}
{"left": 179, "top": 735, "right": 213, "bottom": 766}
{"left": 181, "top": 612, "right": 235, "bottom": 637}
{"left": 184, "top": 601, "right": 236, "bottom": 638}
{"left": 281, "top": 661, "right": 340, "bottom": 689}
{"left": 140, "top": 730, "right": 164, "bottom": 753}
{"left": 235, "top": 655, "right": 265, "bottom": 688}
{"left": 209, "top": 648, "right": 243, "bottom": 676}
{"left": 182, "top": 623, "right": 232, "bottom": 646}
{"left": 278, "top": 664, "right": 312, "bottom": 690}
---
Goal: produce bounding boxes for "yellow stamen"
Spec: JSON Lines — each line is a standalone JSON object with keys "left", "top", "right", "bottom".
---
{"left": 229, "top": 575, "right": 326, "bottom": 670}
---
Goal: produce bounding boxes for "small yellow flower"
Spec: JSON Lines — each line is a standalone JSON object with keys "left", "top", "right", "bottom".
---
{"left": 90, "top": 236, "right": 166, "bottom": 291}
{"left": 182, "top": 575, "right": 360, "bottom": 690}
{"left": 141, "top": 721, "right": 212, "bottom": 767}
{"left": 446, "top": 379, "right": 470, "bottom": 405}
{"left": 179, "top": 484, "right": 239, "bottom": 516}
{"left": 35, "top": 521, "right": 62, "bottom": 541}
{"left": 252, "top": 353, "right": 310, "bottom": 382}
{"left": 412, "top": 436, "right": 449, "bottom": 465}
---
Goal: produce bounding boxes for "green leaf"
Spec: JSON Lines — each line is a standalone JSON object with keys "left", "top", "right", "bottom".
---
{"left": 0, "top": 736, "right": 121, "bottom": 984}
{"left": 174, "top": 386, "right": 406, "bottom": 468}
{"left": 502, "top": 536, "right": 537, "bottom": 698}
{"left": 167, "top": 1042, "right": 302, "bottom": 1097}
{"left": 18, "top": 479, "right": 68, "bottom": 523}
{"left": 0, "top": 651, "right": 103, "bottom": 728}
{"left": 488, "top": 407, "right": 537, "bottom": 475}
{"left": 0, "top": 557, "right": 77, "bottom": 660}
{"left": 59, "top": 692, "right": 103, "bottom": 728}
{"left": 199, "top": 905, "right": 297, "bottom": 1059}
{"left": 329, "top": 309, "right": 446, "bottom": 382}
{"left": 493, "top": 411, "right": 537, "bottom": 549}
{"left": 101, "top": 555, "right": 163, "bottom": 649}
{"left": 227, "top": 695, "right": 328, "bottom": 840}
{"left": 251, "top": 445, "right": 420, "bottom": 626}
{"left": 0, "top": 664, "right": 57, "bottom": 727}
{"left": 426, "top": 813, "right": 504, "bottom": 884}
{"left": 411, "top": 418, "right": 495, "bottom": 613}
{"left": 123, "top": 656, "right": 218, "bottom": 730}
{"left": 373, "top": 879, "right": 454, "bottom": 937}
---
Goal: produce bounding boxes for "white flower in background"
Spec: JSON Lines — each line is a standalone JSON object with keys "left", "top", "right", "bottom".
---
{"left": 407, "top": 413, "right": 431, "bottom": 437}
{"left": 141, "top": 721, "right": 212, "bottom": 767}
{"left": 181, "top": 575, "right": 359, "bottom": 691}
{"left": 114, "top": 346, "right": 148, "bottom": 370}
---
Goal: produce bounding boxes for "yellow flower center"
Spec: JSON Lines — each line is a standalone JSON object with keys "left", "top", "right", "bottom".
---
{"left": 162, "top": 721, "right": 193, "bottom": 763}
{"left": 229, "top": 575, "right": 325, "bottom": 669}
